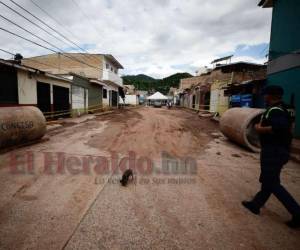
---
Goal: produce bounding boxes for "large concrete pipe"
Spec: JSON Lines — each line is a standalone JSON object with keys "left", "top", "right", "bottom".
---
{"left": 220, "top": 108, "right": 265, "bottom": 152}
{"left": 0, "top": 106, "right": 46, "bottom": 149}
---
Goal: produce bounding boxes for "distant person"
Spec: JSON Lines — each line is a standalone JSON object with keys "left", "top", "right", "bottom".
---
{"left": 242, "top": 85, "right": 300, "bottom": 229}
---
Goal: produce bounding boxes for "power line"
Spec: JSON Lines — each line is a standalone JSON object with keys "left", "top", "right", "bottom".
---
{"left": 8, "top": 0, "right": 94, "bottom": 57}
{"left": 0, "top": 14, "right": 61, "bottom": 51}
{"left": 0, "top": 4, "right": 106, "bottom": 71}
{"left": 0, "top": 13, "right": 98, "bottom": 69}
{"left": 1, "top": 0, "right": 99, "bottom": 65}
{"left": 0, "top": 48, "right": 60, "bottom": 70}
{"left": 29, "top": 0, "right": 79, "bottom": 41}
{"left": 0, "top": 1, "right": 68, "bottom": 47}
{"left": 0, "top": 15, "right": 90, "bottom": 69}
{"left": 0, "top": 27, "right": 101, "bottom": 70}
{"left": 0, "top": 48, "right": 14, "bottom": 56}
{"left": 0, "top": 1, "right": 115, "bottom": 77}
{"left": 24, "top": 58, "right": 60, "bottom": 70}
{"left": 9, "top": 0, "right": 103, "bottom": 65}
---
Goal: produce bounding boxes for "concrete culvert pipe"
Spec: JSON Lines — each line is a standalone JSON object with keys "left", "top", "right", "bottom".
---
{"left": 0, "top": 106, "right": 46, "bottom": 149}
{"left": 220, "top": 108, "right": 265, "bottom": 152}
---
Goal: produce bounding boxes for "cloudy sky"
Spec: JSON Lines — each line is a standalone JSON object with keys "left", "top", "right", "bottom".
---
{"left": 0, "top": 0, "right": 272, "bottom": 78}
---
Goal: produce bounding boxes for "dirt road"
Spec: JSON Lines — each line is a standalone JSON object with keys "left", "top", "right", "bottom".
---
{"left": 0, "top": 107, "right": 299, "bottom": 249}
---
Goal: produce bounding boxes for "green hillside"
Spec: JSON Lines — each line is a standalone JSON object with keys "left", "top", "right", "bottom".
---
{"left": 122, "top": 72, "right": 192, "bottom": 94}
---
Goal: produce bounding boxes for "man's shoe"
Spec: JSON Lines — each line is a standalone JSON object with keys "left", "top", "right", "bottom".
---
{"left": 286, "top": 216, "right": 300, "bottom": 229}
{"left": 242, "top": 201, "right": 260, "bottom": 215}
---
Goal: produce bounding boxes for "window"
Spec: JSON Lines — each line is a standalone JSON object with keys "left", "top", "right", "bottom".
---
{"left": 106, "top": 63, "right": 110, "bottom": 69}
{"left": 114, "top": 69, "right": 118, "bottom": 74}
{"left": 103, "top": 89, "right": 107, "bottom": 99}
{"left": 111, "top": 67, "right": 114, "bottom": 72}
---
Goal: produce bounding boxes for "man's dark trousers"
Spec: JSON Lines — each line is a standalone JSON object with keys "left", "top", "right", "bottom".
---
{"left": 252, "top": 147, "right": 300, "bottom": 216}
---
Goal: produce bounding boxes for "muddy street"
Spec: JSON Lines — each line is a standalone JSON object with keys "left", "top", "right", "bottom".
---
{"left": 0, "top": 107, "right": 299, "bottom": 250}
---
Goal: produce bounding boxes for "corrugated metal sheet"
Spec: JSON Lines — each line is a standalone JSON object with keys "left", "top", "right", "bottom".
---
{"left": 210, "top": 89, "right": 219, "bottom": 113}
{"left": 72, "top": 85, "right": 85, "bottom": 110}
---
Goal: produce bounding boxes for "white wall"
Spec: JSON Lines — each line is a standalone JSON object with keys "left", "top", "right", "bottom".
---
{"left": 17, "top": 70, "right": 71, "bottom": 106}
{"left": 102, "top": 84, "right": 119, "bottom": 107}
{"left": 102, "top": 57, "right": 123, "bottom": 86}
{"left": 120, "top": 95, "right": 138, "bottom": 105}
{"left": 17, "top": 71, "right": 37, "bottom": 105}
{"left": 210, "top": 89, "right": 219, "bottom": 113}
{"left": 102, "top": 89, "right": 109, "bottom": 106}
{"left": 72, "top": 85, "right": 85, "bottom": 109}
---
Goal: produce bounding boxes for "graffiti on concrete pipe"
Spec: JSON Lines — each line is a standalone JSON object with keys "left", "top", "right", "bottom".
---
{"left": 0, "top": 121, "right": 34, "bottom": 131}
{"left": 0, "top": 106, "right": 46, "bottom": 149}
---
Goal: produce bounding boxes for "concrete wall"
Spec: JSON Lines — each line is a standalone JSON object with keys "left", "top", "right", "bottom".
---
{"left": 103, "top": 57, "right": 123, "bottom": 86}
{"left": 120, "top": 95, "right": 139, "bottom": 105}
{"left": 210, "top": 89, "right": 219, "bottom": 113}
{"left": 17, "top": 71, "right": 37, "bottom": 105}
{"left": 102, "top": 84, "right": 119, "bottom": 107}
{"left": 180, "top": 69, "right": 232, "bottom": 90}
{"left": 23, "top": 54, "right": 104, "bottom": 80}
{"left": 23, "top": 54, "right": 123, "bottom": 87}
{"left": 17, "top": 71, "right": 71, "bottom": 106}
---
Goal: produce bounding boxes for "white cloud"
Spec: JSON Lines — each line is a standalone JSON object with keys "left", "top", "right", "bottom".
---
{"left": 0, "top": 0, "right": 272, "bottom": 78}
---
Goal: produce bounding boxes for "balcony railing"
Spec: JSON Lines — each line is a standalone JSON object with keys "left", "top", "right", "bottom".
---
{"left": 102, "top": 70, "right": 123, "bottom": 86}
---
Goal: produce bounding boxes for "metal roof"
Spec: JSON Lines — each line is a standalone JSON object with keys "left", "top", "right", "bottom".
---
{"left": 89, "top": 78, "right": 105, "bottom": 86}
{"left": 215, "top": 61, "right": 266, "bottom": 69}
{"left": 0, "top": 59, "right": 72, "bottom": 83}
{"left": 103, "top": 54, "right": 124, "bottom": 69}
{"left": 102, "top": 80, "right": 123, "bottom": 88}
{"left": 211, "top": 55, "right": 233, "bottom": 64}
{"left": 258, "top": 0, "right": 273, "bottom": 8}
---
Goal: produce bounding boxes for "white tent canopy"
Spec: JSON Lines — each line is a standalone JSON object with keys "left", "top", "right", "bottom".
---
{"left": 147, "top": 92, "right": 168, "bottom": 100}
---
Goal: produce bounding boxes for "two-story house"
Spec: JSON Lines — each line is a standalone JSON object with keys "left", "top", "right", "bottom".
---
{"left": 22, "top": 53, "right": 124, "bottom": 109}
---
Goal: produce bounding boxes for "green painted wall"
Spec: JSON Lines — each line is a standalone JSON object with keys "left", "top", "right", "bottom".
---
{"left": 269, "top": 0, "right": 300, "bottom": 60}
{"left": 88, "top": 84, "right": 103, "bottom": 108}
{"left": 73, "top": 75, "right": 102, "bottom": 108}
{"left": 268, "top": 68, "right": 300, "bottom": 138}
{"left": 267, "top": 0, "right": 300, "bottom": 138}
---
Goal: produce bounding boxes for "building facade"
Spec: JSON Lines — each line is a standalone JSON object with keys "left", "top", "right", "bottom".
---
{"left": 61, "top": 73, "right": 104, "bottom": 116}
{"left": 259, "top": 0, "right": 300, "bottom": 137}
{"left": 179, "top": 62, "right": 266, "bottom": 115}
{"left": 0, "top": 59, "right": 72, "bottom": 118}
{"left": 22, "top": 53, "right": 124, "bottom": 108}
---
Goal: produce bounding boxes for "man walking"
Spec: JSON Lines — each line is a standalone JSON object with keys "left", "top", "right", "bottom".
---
{"left": 242, "top": 85, "right": 300, "bottom": 229}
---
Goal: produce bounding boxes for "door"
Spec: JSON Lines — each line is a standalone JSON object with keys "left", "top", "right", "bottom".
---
{"left": 72, "top": 85, "right": 85, "bottom": 110}
{"left": 192, "top": 95, "right": 196, "bottom": 109}
{"left": 111, "top": 90, "right": 118, "bottom": 107}
{"left": 53, "top": 85, "right": 70, "bottom": 117}
{"left": 72, "top": 85, "right": 86, "bottom": 116}
{"left": 37, "top": 82, "right": 51, "bottom": 113}
{"left": 204, "top": 92, "right": 210, "bottom": 110}
{"left": 0, "top": 65, "right": 18, "bottom": 105}
{"left": 210, "top": 89, "right": 219, "bottom": 113}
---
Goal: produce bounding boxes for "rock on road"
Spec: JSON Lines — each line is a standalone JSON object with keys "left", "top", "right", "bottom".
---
{"left": 0, "top": 107, "right": 299, "bottom": 250}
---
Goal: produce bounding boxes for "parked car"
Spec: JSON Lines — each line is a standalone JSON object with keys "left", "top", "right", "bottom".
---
{"left": 153, "top": 101, "right": 162, "bottom": 108}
